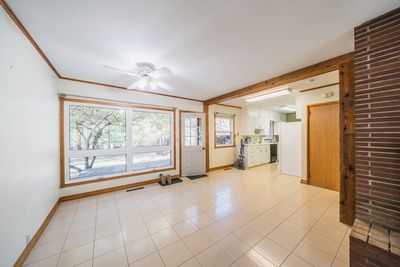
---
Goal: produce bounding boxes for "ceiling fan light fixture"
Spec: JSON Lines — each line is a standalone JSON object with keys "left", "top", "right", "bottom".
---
{"left": 102, "top": 62, "right": 173, "bottom": 91}
{"left": 137, "top": 78, "right": 149, "bottom": 89}
{"left": 149, "top": 81, "right": 157, "bottom": 90}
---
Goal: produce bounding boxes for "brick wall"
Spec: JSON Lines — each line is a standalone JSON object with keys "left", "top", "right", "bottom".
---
{"left": 354, "top": 7, "right": 400, "bottom": 232}
{"left": 350, "top": 220, "right": 400, "bottom": 266}
{"left": 352, "top": 6, "right": 400, "bottom": 267}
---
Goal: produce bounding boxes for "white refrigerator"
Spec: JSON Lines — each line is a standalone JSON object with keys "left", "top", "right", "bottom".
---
{"left": 280, "top": 122, "right": 302, "bottom": 177}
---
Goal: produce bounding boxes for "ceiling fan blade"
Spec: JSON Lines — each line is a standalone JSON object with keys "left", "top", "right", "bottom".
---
{"left": 155, "top": 81, "right": 174, "bottom": 91}
{"left": 102, "top": 65, "right": 138, "bottom": 76}
{"left": 127, "top": 77, "right": 140, "bottom": 89}
{"left": 149, "top": 67, "right": 172, "bottom": 79}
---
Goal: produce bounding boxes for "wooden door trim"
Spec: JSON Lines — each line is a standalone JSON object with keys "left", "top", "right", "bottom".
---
{"left": 306, "top": 100, "right": 339, "bottom": 186}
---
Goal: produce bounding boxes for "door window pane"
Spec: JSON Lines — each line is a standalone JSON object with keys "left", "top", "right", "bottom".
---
{"left": 132, "top": 151, "right": 172, "bottom": 171}
{"left": 184, "top": 117, "right": 203, "bottom": 146}
{"left": 69, "top": 105, "right": 126, "bottom": 151}
{"left": 69, "top": 154, "right": 126, "bottom": 179}
{"left": 132, "top": 111, "right": 171, "bottom": 147}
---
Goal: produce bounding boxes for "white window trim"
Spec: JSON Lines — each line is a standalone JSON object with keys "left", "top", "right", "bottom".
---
{"left": 63, "top": 100, "right": 175, "bottom": 185}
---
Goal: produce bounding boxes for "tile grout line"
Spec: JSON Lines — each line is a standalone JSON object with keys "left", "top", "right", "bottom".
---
{"left": 137, "top": 188, "right": 168, "bottom": 266}
{"left": 115, "top": 192, "right": 131, "bottom": 266}
{"left": 27, "top": 166, "right": 349, "bottom": 267}
{"left": 331, "top": 225, "right": 351, "bottom": 266}
{"left": 56, "top": 201, "right": 80, "bottom": 266}
{"left": 144, "top": 188, "right": 169, "bottom": 267}
{"left": 90, "top": 196, "right": 99, "bottom": 267}
{"left": 281, "top": 195, "right": 341, "bottom": 267}
{"left": 148, "top": 187, "right": 199, "bottom": 267}
{"left": 229, "top": 186, "right": 325, "bottom": 266}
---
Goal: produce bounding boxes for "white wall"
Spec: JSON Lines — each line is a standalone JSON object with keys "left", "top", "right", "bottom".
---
{"left": 0, "top": 8, "right": 60, "bottom": 267}
{"left": 58, "top": 80, "right": 203, "bottom": 197}
{"left": 295, "top": 84, "right": 339, "bottom": 180}
{"left": 208, "top": 105, "right": 241, "bottom": 169}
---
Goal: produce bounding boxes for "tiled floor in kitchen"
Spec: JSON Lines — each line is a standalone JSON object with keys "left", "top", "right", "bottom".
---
{"left": 24, "top": 163, "right": 350, "bottom": 267}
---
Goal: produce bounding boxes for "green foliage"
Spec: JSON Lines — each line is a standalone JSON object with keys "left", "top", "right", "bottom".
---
{"left": 132, "top": 111, "right": 171, "bottom": 147}
{"left": 69, "top": 105, "right": 126, "bottom": 151}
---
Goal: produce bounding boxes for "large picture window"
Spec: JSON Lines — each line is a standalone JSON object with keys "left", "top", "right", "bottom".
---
{"left": 62, "top": 99, "right": 175, "bottom": 186}
{"left": 214, "top": 114, "right": 235, "bottom": 148}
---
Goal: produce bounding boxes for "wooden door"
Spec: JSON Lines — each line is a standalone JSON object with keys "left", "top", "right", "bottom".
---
{"left": 308, "top": 102, "right": 339, "bottom": 191}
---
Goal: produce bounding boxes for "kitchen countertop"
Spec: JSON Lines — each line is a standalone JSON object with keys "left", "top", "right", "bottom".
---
{"left": 239, "top": 143, "right": 278, "bottom": 146}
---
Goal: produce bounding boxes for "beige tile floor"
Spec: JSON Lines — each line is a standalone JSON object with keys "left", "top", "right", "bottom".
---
{"left": 24, "top": 163, "right": 350, "bottom": 267}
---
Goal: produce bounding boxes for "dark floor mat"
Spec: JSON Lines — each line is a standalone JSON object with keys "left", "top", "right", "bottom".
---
{"left": 186, "top": 174, "right": 208, "bottom": 180}
{"left": 158, "top": 178, "right": 183, "bottom": 186}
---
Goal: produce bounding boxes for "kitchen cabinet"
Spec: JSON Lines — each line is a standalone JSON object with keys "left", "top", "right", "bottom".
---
{"left": 238, "top": 144, "right": 272, "bottom": 168}
{"left": 241, "top": 107, "right": 283, "bottom": 136}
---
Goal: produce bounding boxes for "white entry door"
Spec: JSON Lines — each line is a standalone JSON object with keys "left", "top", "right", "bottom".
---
{"left": 181, "top": 112, "right": 206, "bottom": 176}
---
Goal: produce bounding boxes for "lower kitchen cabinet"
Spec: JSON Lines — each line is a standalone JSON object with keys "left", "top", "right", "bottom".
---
{"left": 238, "top": 144, "right": 272, "bottom": 169}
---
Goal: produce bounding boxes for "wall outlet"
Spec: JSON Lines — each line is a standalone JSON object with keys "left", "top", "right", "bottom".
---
{"left": 26, "top": 235, "right": 31, "bottom": 245}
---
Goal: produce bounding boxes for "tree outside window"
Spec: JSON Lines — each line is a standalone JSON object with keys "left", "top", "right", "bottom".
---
{"left": 215, "top": 115, "right": 234, "bottom": 147}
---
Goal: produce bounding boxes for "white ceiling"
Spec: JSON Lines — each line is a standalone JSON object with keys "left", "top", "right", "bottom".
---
{"left": 222, "top": 70, "right": 339, "bottom": 112}
{"left": 8, "top": 0, "right": 400, "bottom": 100}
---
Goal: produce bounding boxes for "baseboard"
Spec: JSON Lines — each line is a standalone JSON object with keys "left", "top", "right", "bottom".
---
{"left": 60, "top": 175, "right": 180, "bottom": 202}
{"left": 14, "top": 199, "right": 61, "bottom": 267}
{"left": 208, "top": 164, "right": 234, "bottom": 172}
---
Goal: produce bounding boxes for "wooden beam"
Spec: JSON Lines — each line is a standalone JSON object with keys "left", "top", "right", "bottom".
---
{"left": 205, "top": 53, "right": 354, "bottom": 105}
{"left": 339, "top": 59, "right": 356, "bottom": 225}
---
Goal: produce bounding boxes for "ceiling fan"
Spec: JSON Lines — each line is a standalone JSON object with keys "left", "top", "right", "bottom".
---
{"left": 103, "top": 62, "right": 174, "bottom": 91}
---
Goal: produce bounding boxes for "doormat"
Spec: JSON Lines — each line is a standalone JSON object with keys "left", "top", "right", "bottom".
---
{"left": 186, "top": 174, "right": 208, "bottom": 180}
{"left": 158, "top": 178, "right": 183, "bottom": 186}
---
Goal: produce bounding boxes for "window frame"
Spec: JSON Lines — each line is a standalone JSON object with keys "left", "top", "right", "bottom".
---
{"left": 214, "top": 113, "right": 235, "bottom": 149}
{"left": 60, "top": 98, "right": 176, "bottom": 187}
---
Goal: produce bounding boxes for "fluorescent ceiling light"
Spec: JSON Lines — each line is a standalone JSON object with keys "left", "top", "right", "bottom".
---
{"left": 278, "top": 105, "right": 296, "bottom": 112}
{"left": 246, "top": 88, "right": 291, "bottom": 102}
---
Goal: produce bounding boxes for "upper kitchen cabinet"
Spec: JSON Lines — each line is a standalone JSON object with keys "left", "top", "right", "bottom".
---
{"left": 241, "top": 107, "right": 286, "bottom": 136}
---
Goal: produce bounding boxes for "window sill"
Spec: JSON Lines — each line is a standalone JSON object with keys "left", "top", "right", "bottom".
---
{"left": 61, "top": 166, "right": 176, "bottom": 187}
